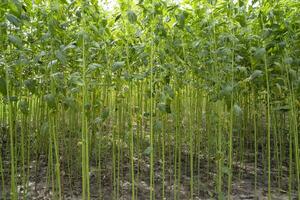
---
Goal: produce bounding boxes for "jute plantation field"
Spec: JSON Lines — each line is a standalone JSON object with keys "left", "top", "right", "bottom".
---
{"left": 0, "top": 0, "right": 300, "bottom": 199}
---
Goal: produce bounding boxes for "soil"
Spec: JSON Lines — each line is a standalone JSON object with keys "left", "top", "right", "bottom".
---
{"left": 0, "top": 124, "right": 297, "bottom": 200}
{"left": 0, "top": 151, "right": 297, "bottom": 200}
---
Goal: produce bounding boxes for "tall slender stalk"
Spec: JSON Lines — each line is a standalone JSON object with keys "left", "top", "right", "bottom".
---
{"left": 0, "top": 136, "right": 6, "bottom": 200}
{"left": 81, "top": 3, "right": 90, "bottom": 198}
{"left": 149, "top": 33, "right": 155, "bottom": 200}
{"left": 259, "top": 3, "right": 272, "bottom": 197}
{"left": 5, "top": 65, "right": 17, "bottom": 200}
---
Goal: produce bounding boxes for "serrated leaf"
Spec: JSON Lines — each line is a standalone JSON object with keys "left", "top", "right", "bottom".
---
{"left": 0, "top": 77, "right": 7, "bottom": 95}
{"left": 41, "top": 122, "right": 49, "bottom": 135}
{"left": 44, "top": 94, "right": 56, "bottom": 108}
{"left": 63, "top": 97, "right": 76, "bottom": 110}
{"left": 222, "top": 166, "right": 231, "bottom": 175}
{"left": 215, "top": 151, "right": 224, "bottom": 161}
{"left": 55, "top": 50, "right": 66, "bottom": 64}
{"left": 112, "top": 61, "right": 125, "bottom": 72}
{"left": 127, "top": 10, "right": 137, "bottom": 24}
{"left": 274, "top": 105, "right": 290, "bottom": 112}
{"left": 143, "top": 146, "right": 152, "bottom": 156}
{"left": 289, "top": 69, "right": 297, "bottom": 80}
{"left": 154, "top": 120, "right": 162, "bottom": 131}
{"left": 48, "top": 60, "right": 58, "bottom": 68}
{"left": 19, "top": 100, "right": 29, "bottom": 114}
{"left": 10, "top": 96, "right": 18, "bottom": 102}
{"left": 101, "top": 107, "right": 110, "bottom": 122}
{"left": 63, "top": 42, "right": 76, "bottom": 51}
{"left": 6, "top": 14, "right": 21, "bottom": 27}
{"left": 254, "top": 47, "right": 266, "bottom": 60}
{"left": 284, "top": 57, "right": 293, "bottom": 65}
{"left": 69, "top": 72, "right": 84, "bottom": 86}
{"left": 51, "top": 72, "right": 64, "bottom": 83}
{"left": 235, "top": 14, "right": 246, "bottom": 27}
{"left": 8, "top": 35, "right": 23, "bottom": 48}
{"left": 24, "top": 79, "right": 36, "bottom": 94}
{"left": 164, "top": 85, "right": 175, "bottom": 99}
{"left": 158, "top": 102, "right": 167, "bottom": 113}
{"left": 234, "top": 104, "right": 242, "bottom": 116}
{"left": 177, "top": 11, "right": 188, "bottom": 29}
{"left": 143, "top": 112, "right": 150, "bottom": 117}
{"left": 220, "top": 85, "right": 233, "bottom": 96}
{"left": 115, "top": 14, "right": 121, "bottom": 22}
{"left": 87, "top": 63, "right": 102, "bottom": 73}
{"left": 250, "top": 70, "right": 263, "bottom": 80}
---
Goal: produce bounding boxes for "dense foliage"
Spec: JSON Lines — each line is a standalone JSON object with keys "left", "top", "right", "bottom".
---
{"left": 0, "top": 0, "right": 300, "bottom": 199}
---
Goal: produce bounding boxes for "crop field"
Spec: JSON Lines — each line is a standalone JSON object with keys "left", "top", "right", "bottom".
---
{"left": 0, "top": 0, "right": 300, "bottom": 199}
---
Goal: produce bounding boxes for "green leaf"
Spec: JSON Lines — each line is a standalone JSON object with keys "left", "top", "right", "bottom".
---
{"left": 69, "top": 72, "right": 84, "bottom": 86}
{"left": 87, "top": 63, "right": 102, "bottom": 73}
{"left": 250, "top": 70, "right": 263, "bottom": 80}
{"left": 59, "top": 0, "right": 68, "bottom": 4}
{"left": 101, "top": 107, "right": 110, "bottom": 122}
{"left": 24, "top": 0, "right": 33, "bottom": 11}
{"left": 220, "top": 85, "right": 233, "bottom": 96}
{"left": 51, "top": 72, "right": 64, "bottom": 84}
{"left": 115, "top": 14, "right": 122, "bottom": 22}
{"left": 112, "top": 61, "right": 125, "bottom": 72}
{"left": 0, "top": 77, "right": 7, "bottom": 95}
{"left": 233, "top": 104, "right": 242, "bottom": 116}
{"left": 9, "top": 96, "right": 18, "bottom": 102}
{"left": 44, "top": 94, "right": 56, "bottom": 109}
{"left": 157, "top": 103, "right": 167, "bottom": 113}
{"left": 235, "top": 14, "right": 246, "bottom": 27}
{"left": 8, "top": 1, "right": 22, "bottom": 16}
{"left": 155, "top": 22, "right": 167, "bottom": 37}
{"left": 143, "top": 146, "right": 152, "bottom": 156}
{"left": 222, "top": 166, "right": 231, "bottom": 175}
{"left": 63, "top": 97, "right": 76, "bottom": 110}
{"left": 254, "top": 47, "right": 266, "bottom": 60}
{"left": 94, "top": 117, "right": 102, "bottom": 124}
{"left": 289, "top": 69, "right": 297, "bottom": 80}
{"left": 218, "top": 192, "right": 225, "bottom": 200}
{"left": 48, "top": 60, "right": 58, "bottom": 69}
{"left": 127, "top": 10, "right": 137, "bottom": 24}
{"left": 6, "top": 14, "right": 21, "bottom": 27}
{"left": 63, "top": 42, "right": 76, "bottom": 51}
{"left": 143, "top": 112, "right": 150, "bottom": 117}
{"left": 215, "top": 151, "right": 224, "bottom": 161}
{"left": 19, "top": 100, "right": 29, "bottom": 114}
{"left": 177, "top": 11, "right": 188, "bottom": 29}
{"left": 274, "top": 105, "right": 290, "bottom": 112}
{"left": 8, "top": 35, "right": 23, "bottom": 48}
{"left": 24, "top": 79, "right": 36, "bottom": 94}
{"left": 283, "top": 57, "right": 293, "bottom": 65}
{"left": 41, "top": 122, "right": 49, "bottom": 135}
{"left": 154, "top": 120, "right": 162, "bottom": 131}
{"left": 164, "top": 85, "right": 175, "bottom": 99}
{"left": 55, "top": 50, "right": 66, "bottom": 64}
